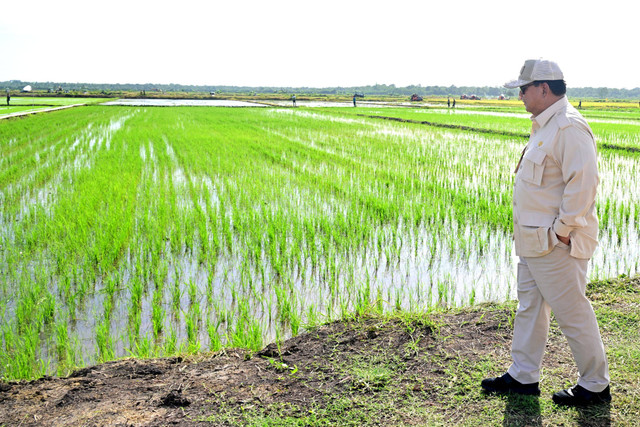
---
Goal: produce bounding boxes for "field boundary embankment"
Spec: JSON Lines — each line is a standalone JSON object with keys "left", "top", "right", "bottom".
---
{"left": 0, "top": 104, "right": 86, "bottom": 120}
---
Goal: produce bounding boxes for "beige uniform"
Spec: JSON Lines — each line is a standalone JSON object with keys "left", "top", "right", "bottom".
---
{"left": 513, "top": 96, "right": 599, "bottom": 259}
{"left": 508, "top": 96, "right": 609, "bottom": 392}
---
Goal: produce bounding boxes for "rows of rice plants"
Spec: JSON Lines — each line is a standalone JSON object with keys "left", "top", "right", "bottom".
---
{"left": 347, "top": 107, "right": 532, "bottom": 135}
{"left": 0, "top": 104, "right": 638, "bottom": 380}
{"left": 1, "top": 107, "right": 137, "bottom": 378}
{"left": 333, "top": 106, "right": 640, "bottom": 150}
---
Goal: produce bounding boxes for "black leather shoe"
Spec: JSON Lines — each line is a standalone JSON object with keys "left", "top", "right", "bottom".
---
{"left": 552, "top": 384, "right": 611, "bottom": 406}
{"left": 481, "top": 372, "right": 540, "bottom": 396}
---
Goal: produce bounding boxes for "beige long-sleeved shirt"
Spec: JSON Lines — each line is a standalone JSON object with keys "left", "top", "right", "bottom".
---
{"left": 513, "top": 96, "right": 599, "bottom": 259}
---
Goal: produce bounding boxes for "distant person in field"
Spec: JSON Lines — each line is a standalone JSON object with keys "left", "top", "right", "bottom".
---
{"left": 452, "top": 99, "right": 455, "bottom": 108}
{"left": 481, "top": 59, "right": 610, "bottom": 407}
{"left": 353, "top": 94, "right": 357, "bottom": 107}
{"left": 579, "top": 100, "right": 582, "bottom": 109}
{"left": 292, "top": 94, "right": 296, "bottom": 107}
{"left": 447, "top": 97, "right": 451, "bottom": 108}
{"left": 5, "top": 92, "right": 9, "bottom": 106}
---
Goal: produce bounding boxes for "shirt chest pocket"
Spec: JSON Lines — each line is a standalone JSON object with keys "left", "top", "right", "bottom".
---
{"left": 520, "top": 147, "right": 547, "bottom": 186}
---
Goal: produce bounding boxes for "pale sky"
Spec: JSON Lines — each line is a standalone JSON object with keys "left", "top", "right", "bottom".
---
{"left": 1, "top": 0, "right": 638, "bottom": 89}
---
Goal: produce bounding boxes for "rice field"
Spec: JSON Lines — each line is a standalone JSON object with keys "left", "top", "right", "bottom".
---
{"left": 1, "top": 103, "right": 638, "bottom": 380}
{"left": 329, "top": 106, "right": 640, "bottom": 150}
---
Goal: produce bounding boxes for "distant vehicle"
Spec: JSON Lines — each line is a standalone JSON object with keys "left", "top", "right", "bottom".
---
{"left": 498, "top": 94, "right": 506, "bottom": 100}
{"left": 22, "top": 85, "right": 32, "bottom": 92}
{"left": 468, "top": 94, "right": 481, "bottom": 100}
{"left": 410, "top": 94, "right": 423, "bottom": 101}
{"left": 354, "top": 92, "right": 365, "bottom": 98}
{"left": 460, "top": 94, "right": 468, "bottom": 100}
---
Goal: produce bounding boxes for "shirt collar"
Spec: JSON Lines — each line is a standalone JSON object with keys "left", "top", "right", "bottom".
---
{"left": 531, "top": 95, "right": 568, "bottom": 128}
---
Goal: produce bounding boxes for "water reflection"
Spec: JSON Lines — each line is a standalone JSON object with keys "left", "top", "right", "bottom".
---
{"left": 101, "top": 99, "right": 267, "bottom": 107}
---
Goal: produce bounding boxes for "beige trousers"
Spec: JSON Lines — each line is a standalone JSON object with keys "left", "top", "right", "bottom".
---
{"left": 507, "top": 242, "right": 610, "bottom": 392}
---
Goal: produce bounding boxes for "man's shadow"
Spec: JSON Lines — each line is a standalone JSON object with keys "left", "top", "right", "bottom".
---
{"left": 502, "top": 395, "right": 611, "bottom": 426}
{"left": 575, "top": 402, "right": 611, "bottom": 426}
{"left": 503, "top": 394, "right": 541, "bottom": 427}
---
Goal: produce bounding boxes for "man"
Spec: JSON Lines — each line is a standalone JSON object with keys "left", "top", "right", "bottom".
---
{"left": 481, "top": 59, "right": 610, "bottom": 406}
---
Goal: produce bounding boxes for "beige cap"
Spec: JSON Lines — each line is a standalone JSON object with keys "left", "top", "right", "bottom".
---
{"left": 504, "top": 59, "right": 564, "bottom": 88}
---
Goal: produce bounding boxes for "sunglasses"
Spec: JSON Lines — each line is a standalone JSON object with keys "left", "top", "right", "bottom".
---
{"left": 520, "top": 82, "right": 537, "bottom": 95}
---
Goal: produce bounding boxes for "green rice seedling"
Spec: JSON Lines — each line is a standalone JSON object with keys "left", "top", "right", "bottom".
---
{"left": 127, "top": 307, "right": 142, "bottom": 352}
{"left": 133, "top": 335, "right": 153, "bottom": 358}
{"left": 3, "top": 323, "right": 46, "bottom": 380}
{"left": 207, "top": 319, "right": 222, "bottom": 352}
{"left": 171, "top": 281, "right": 182, "bottom": 314}
{"left": 95, "top": 316, "right": 114, "bottom": 362}
{"left": 185, "top": 300, "right": 202, "bottom": 353}
{"left": 304, "top": 303, "right": 320, "bottom": 329}
{"left": 188, "top": 279, "right": 197, "bottom": 306}
{"left": 289, "top": 306, "right": 301, "bottom": 336}
{"left": 55, "top": 317, "right": 69, "bottom": 363}
{"left": 355, "top": 278, "right": 372, "bottom": 316}
{"left": 102, "top": 294, "right": 113, "bottom": 321}
{"left": 41, "top": 291, "right": 56, "bottom": 326}
{"left": 469, "top": 288, "right": 477, "bottom": 306}
{"left": 228, "top": 300, "right": 263, "bottom": 351}
{"left": 164, "top": 324, "right": 178, "bottom": 356}
{"left": 375, "top": 288, "right": 385, "bottom": 315}
{"left": 152, "top": 291, "right": 164, "bottom": 339}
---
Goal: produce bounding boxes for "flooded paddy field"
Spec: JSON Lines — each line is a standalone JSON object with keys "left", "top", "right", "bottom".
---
{"left": 1, "top": 104, "right": 638, "bottom": 380}
{"left": 266, "top": 100, "right": 434, "bottom": 108}
{"left": 101, "top": 98, "right": 268, "bottom": 107}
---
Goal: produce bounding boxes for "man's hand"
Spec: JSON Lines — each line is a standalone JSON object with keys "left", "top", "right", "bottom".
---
{"left": 556, "top": 234, "right": 571, "bottom": 245}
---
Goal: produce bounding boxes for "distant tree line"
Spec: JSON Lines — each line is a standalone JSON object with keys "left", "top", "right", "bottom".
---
{"left": 2, "top": 80, "right": 639, "bottom": 100}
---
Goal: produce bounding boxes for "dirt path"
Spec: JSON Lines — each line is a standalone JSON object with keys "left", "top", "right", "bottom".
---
{"left": 0, "top": 104, "right": 85, "bottom": 120}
